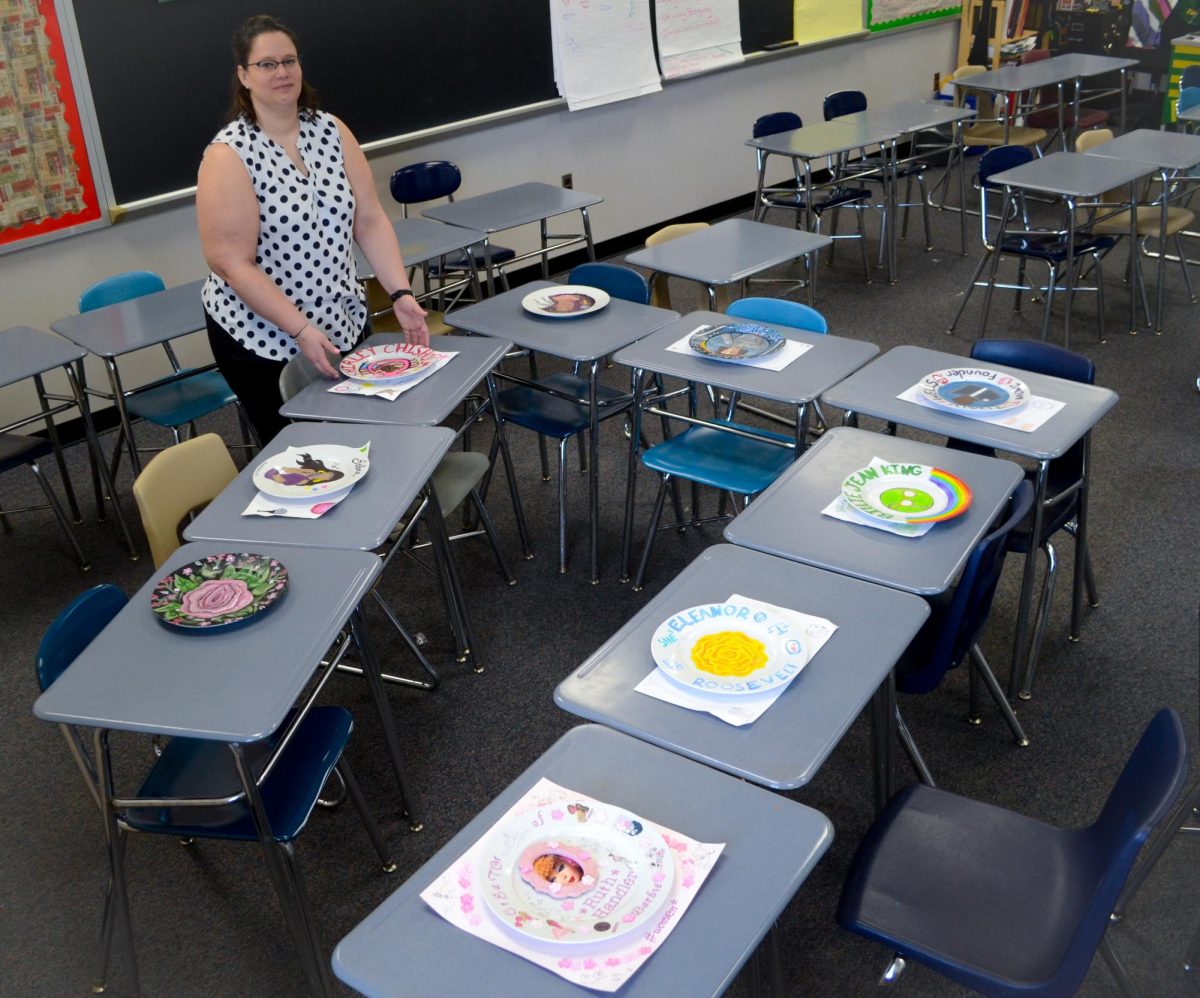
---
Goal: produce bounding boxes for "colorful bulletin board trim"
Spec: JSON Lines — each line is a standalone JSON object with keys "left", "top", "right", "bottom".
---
{"left": 0, "top": 0, "right": 102, "bottom": 247}
{"left": 868, "top": 0, "right": 962, "bottom": 32}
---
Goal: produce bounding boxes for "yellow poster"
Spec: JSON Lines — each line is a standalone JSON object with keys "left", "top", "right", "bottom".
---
{"left": 794, "top": 0, "right": 864, "bottom": 44}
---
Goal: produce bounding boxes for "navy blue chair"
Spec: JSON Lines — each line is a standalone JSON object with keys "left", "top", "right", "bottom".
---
{"left": 947, "top": 146, "right": 1115, "bottom": 346}
{"left": 486, "top": 263, "right": 650, "bottom": 574}
{"left": 893, "top": 480, "right": 1034, "bottom": 784}
{"left": 949, "top": 339, "right": 1098, "bottom": 700}
{"left": 838, "top": 707, "right": 1188, "bottom": 998}
{"left": 37, "top": 585, "right": 394, "bottom": 996}
{"left": 389, "top": 161, "right": 515, "bottom": 297}
{"left": 78, "top": 272, "right": 249, "bottom": 476}
{"left": 1, "top": 432, "right": 89, "bottom": 569}
{"left": 822, "top": 89, "right": 933, "bottom": 253}
{"left": 752, "top": 112, "right": 872, "bottom": 283}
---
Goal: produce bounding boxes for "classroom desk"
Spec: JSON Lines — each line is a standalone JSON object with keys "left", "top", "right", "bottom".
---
{"left": 50, "top": 279, "right": 208, "bottom": 476}
{"left": 422, "top": 181, "right": 603, "bottom": 295}
{"left": 821, "top": 344, "right": 1118, "bottom": 699}
{"left": 611, "top": 311, "right": 879, "bottom": 580}
{"left": 555, "top": 544, "right": 929, "bottom": 813}
{"left": 278, "top": 334, "right": 512, "bottom": 427}
{"left": 0, "top": 326, "right": 137, "bottom": 559}
{"left": 332, "top": 724, "right": 834, "bottom": 998}
{"left": 446, "top": 282, "right": 679, "bottom": 582}
{"left": 32, "top": 541, "right": 422, "bottom": 827}
{"left": 355, "top": 216, "right": 487, "bottom": 307}
{"left": 837, "top": 100, "right": 977, "bottom": 258}
{"left": 983, "top": 151, "right": 1155, "bottom": 344}
{"left": 952, "top": 53, "right": 1138, "bottom": 146}
{"left": 722, "top": 426, "right": 1023, "bottom": 597}
{"left": 1080, "top": 128, "right": 1200, "bottom": 334}
{"left": 624, "top": 218, "right": 832, "bottom": 307}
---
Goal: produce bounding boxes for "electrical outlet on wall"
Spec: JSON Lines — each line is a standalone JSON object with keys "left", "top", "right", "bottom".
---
{"left": 561, "top": 173, "right": 573, "bottom": 189}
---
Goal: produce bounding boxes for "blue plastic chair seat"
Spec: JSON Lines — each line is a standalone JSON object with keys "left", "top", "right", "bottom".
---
{"left": 0, "top": 432, "right": 54, "bottom": 473}
{"left": 124, "top": 369, "right": 238, "bottom": 428}
{"left": 429, "top": 244, "right": 516, "bottom": 276}
{"left": 999, "top": 232, "right": 1115, "bottom": 262}
{"left": 126, "top": 707, "right": 352, "bottom": 843}
{"left": 496, "top": 386, "right": 591, "bottom": 438}
{"left": 642, "top": 422, "right": 793, "bottom": 495}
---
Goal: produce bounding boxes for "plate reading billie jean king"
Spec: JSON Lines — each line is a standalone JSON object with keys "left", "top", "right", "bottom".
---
{"left": 150, "top": 552, "right": 288, "bottom": 633}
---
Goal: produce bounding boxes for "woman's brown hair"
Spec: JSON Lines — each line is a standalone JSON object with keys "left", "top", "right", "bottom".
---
{"left": 226, "top": 15, "right": 320, "bottom": 124}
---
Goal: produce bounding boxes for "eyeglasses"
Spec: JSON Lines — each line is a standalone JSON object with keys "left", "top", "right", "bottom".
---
{"left": 245, "top": 57, "right": 300, "bottom": 73}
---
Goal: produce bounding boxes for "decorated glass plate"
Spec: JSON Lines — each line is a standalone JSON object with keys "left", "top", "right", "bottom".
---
{"left": 841, "top": 460, "right": 972, "bottom": 525}
{"left": 650, "top": 601, "right": 809, "bottom": 696}
{"left": 520, "top": 285, "right": 610, "bottom": 318}
{"left": 918, "top": 367, "right": 1030, "bottom": 412}
{"left": 688, "top": 322, "right": 784, "bottom": 361}
{"left": 339, "top": 343, "right": 438, "bottom": 382}
{"left": 150, "top": 552, "right": 288, "bottom": 632}
{"left": 251, "top": 443, "right": 369, "bottom": 499}
{"left": 476, "top": 802, "right": 674, "bottom": 946}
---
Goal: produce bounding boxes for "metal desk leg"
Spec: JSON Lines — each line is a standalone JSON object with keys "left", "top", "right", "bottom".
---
{"left": 977, "top": 188, "right": 1014, "bottom": 337}
{"left": 581, "top": 206, "right": 597, "bottom": 261}
{"left": 349, "top": 607, "right": 424, "bottom": 832}
{"left": 1063, "top": 196, "right": 1079, "bottom": 352}
{"left": 869, "top": 673, "right": 896, "bottom": 814}
{"left": 425, "top": 481, "right": 480, "bottom": 670}
{"left": 32, "top": 372, "right": 81, "bottom": 522}
{"left": 1068, "top": 433, "right": 1095, "bottom": 639}
{"left": 102, "top": 358, "right": 142, "bottom": 476}
{"left": 485, "top": 374, "right": 533, "bottom": 559}
{"left": 588, "top": 361, "right": 601, "bottom": 585}
{"left": 887, "top": 137, "right": 899, "bottom": 286}
{"left": 621, "top": 367, "right": 643, "bottom": 583}
{"left": 1155, "top": 167, "right": 1170, "bottom": 334}
{"left": 1129, "top": 179, "right": 1141, "bottom": 336}
{"left": 1010, "top": 461, "right": 1049, "bottom": 701}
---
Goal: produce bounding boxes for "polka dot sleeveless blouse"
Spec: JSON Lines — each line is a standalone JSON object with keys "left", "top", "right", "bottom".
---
{"left": 201, "top": 111, "right": 366, "bottom": 361}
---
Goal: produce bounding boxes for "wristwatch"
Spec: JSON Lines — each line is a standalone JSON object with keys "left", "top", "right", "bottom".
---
{"left": 389, "top": 288, "right": 415, "bottom": 302}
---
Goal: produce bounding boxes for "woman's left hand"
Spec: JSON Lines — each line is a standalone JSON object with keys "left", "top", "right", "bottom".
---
{"left": 393, "top": 295, "right": 431, "bottom": 347}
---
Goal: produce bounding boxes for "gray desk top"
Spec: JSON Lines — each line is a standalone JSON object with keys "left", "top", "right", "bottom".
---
{"left": 278, "top": 334, "right": 511, "bottom": 425}
{"left": 183, "top": 422, "right": 454, "bottom": 550}
{"left": 612, "top": 311, "right": 878, "bottom": 406}
{"left": 555, "top": 545, "right": 928, "bottom": 790}
{"left": 953, "top": 53, "right": 1137, "bottom": 93}
{"left": 355, "top": 217, "right": 487, "bottom": 277}
{"left": 422, "top": 181, "right": 603, "bottom": 234}
{"left": 723, "top": 426, "right": 1023, "bottom": 596}
{"left": 987, "top": 150, "right": 1155, "bottom": 198}
{"left": 0, "top": 325, "right": 85, "bottom": 388}
{"left": 331, "top": 724, "right": 833, "bottom": 998}
{"left": 50, "top": 278, "right": 206, "bottom": 357}
{"left": 1081, "top": 128, "right": 1200, "bottom": 172}
{"left": 744, "top": 117, "right": 899, "bottom": 159}
{"left": 839, "top": 99, "right": 976, "bottom": 134}
{"left": 623, "top": 219, "right": 832, "bottom": 286}
{"left": 820, "top": 345, "right": 1118, "bottom": 461}
{"left": 445, "top": 281, "right": 678, "bottom": 361}
{"left": 33, "top": 542, "right": 381, "bottom": 742}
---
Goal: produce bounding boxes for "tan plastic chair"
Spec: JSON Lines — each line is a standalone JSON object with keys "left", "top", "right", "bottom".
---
{"left": 1075, "top": 129, "right": 1196, "bottom": 307}
{"left": 954, "top": 65, "right": 1047, "bottom": 152}
{"left": 643, "top": 223, "right": 732, "bottom": 311}
{"left": 132, "top": 433, "right": 237, "bottom": 568}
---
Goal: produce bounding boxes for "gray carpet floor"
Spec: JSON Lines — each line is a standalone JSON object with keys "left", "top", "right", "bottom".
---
{"left": 1, "top": 175, "right": 1198, "bottom": 997}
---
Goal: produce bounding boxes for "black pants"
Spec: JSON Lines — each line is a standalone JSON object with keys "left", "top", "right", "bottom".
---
{"left": 205, "top": 312, "right": 370, "bottom": 446}
{"left": 205, "top": 313, "right": 290, "bottom": 445}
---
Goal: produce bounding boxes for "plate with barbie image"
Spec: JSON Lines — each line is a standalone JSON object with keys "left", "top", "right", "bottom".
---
{"left": 475, "top": 802, "right": 674, "bottom": 946}
{"left": 340, "top": 342, "right": 438, "bottom": 382}
{"left": 251, "top": 443, "right": 370, "bottom": 499}
{"left": 521, "top": 285, "right": 610, "bottom": 318}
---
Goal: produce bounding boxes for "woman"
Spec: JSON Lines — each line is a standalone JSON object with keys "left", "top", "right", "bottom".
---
{"left": 197, "top": 15, "right": 429, "bottom": 443}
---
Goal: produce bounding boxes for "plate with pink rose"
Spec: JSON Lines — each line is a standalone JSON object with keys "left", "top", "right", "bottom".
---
{"left": 150, "top": 552, "right": 289, "bottom": 632}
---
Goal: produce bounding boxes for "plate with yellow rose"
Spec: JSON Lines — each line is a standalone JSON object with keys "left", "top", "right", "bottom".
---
{"left": 649, "top": 601, "right": 809, "bottom": 696}
{"left": 150, "top": 552, "right": 288, "bottom": 633}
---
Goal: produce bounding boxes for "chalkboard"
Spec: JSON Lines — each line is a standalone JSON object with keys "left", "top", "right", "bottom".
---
{"left": 72, "top": 0, "right": 794, "bottom": 207}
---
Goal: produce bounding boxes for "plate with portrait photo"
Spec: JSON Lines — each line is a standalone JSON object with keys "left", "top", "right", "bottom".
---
{"left": 520, "top": 285, "right": 610, "bottom": 318}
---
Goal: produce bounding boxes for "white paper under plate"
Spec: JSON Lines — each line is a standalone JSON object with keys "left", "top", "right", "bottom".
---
{"left": 250, "top": 443, "right": 369, "bottom": 499}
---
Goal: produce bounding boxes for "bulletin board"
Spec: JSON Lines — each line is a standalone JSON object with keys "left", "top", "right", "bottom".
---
{"left": 868, "top": 0, "right": 962, "bottom": 32}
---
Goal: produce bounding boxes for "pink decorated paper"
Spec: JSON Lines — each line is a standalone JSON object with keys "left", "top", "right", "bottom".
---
{"left": 419, "top": 778, "right": 723, "bottom": 992}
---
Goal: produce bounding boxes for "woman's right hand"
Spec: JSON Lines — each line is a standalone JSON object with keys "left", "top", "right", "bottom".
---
{"left": 297, "top": 324, "right": 341, "bottom": 378}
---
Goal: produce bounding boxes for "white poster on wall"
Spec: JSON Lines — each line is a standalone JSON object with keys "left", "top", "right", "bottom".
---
{"left": 654, "top": 0, "right": 743, "bottom": 79}
{"left": 550, "top": 0, "right": 663, "bottom": 111}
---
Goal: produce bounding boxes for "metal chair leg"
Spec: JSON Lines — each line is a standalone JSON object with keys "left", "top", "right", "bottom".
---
{"left": 29, "top": 459, "right": 90, "bottom": 570}
{"left": 633, "top": 475, "right": 671, "bottom": 593}
{"left": 971, "top": 644, "right": 1029, "bottom": 746}
{"left": 1019, "top": 540, "right": 1058, "bottom": 701}
{"left": 556, "top": 436, "right": 570, "bottom": 574}
{"left": 337, "top": 759, "right": 396, "bottom": 873}
{"left": 894, "top": 704, "right": 937, "bottom": 786}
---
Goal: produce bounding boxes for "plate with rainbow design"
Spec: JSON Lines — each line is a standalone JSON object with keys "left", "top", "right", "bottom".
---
{"left": 650, "top": 601, "right": 809, "bottom": 696}
{"left": 841, "top": 460, "right": 972, "bottom": 526}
